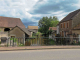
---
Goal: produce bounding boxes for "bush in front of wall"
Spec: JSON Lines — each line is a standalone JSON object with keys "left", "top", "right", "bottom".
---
{"left": 10, "top": 38, "right": 18, "bottom": 42}
{"left": 44, "top": 38, "right": 56, "bottom": 45}
{"left": 48, "top": 39, "right": 56, "bottom": 45}
{"left": 19, "top": 43, "right": 24, "bottom": 46}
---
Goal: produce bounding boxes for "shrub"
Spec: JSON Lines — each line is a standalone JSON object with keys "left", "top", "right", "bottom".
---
{"left": 19, "top": 43, "right": 24, "bottom": 46}
{"left": 10, "top": 38, "right": 18, "bottom": 42}
{"left": 48, "top": 39, "right": 55, "bottom": 45}
{"left": 44, "top": 38, "right": 56, "bottom": 45}
{"left": 78, "top": 42, "right": 80, "bottom": 45}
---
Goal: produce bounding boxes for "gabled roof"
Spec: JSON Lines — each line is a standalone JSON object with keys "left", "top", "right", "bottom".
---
{"left": 27, "top": 29, "right": 37, "bottom": 33}
{"left": 22, "top": 28, "right": 37, "bottom": 33}
{"left": 21, "top": 28, "right": 31, "bottom": 35}
{"left": 0, "top": 16, "right": 25, "bottom": 28}
{"left": 28, "top": 26, "right": 38, "bottom": 29}
{"left": 49, "top": 27, "right": 57, "bottom": 30}
{"left": 10, "top": 26, "right": 31, "bottom": 36}
{"left": 60, "top": 9, "right": 80, "bottom": 23}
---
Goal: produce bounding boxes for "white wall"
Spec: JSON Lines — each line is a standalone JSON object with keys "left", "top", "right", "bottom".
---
{"left": 57, "top": 25, "right": 59, "bottom": 34}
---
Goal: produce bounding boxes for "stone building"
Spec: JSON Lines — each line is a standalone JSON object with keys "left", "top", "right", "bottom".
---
{"left": 59, "top": 9, "right": 80, "bottom": 37}
{"left": 0, "top": 16, "right": 38, "bottom": 45}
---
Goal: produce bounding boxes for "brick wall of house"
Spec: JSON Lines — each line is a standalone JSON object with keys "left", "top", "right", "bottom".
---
{"left": 72, "top": 11, "right": 80, "bottom": 28}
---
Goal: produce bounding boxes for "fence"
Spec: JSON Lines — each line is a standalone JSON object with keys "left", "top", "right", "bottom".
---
{"left": 0, "top": 37, "right": 80, "bottom": 47}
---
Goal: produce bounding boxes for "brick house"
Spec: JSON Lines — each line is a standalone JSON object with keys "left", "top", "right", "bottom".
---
{"left": 59, "top": 9, "right": 80, "bottom": 37}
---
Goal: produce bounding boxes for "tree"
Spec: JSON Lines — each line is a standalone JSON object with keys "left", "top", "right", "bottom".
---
{"left": 32, "top": 32, "right": 42, "bottom": 38}
{"left": 38, "top": 16, "right": 59, "bottom": 37}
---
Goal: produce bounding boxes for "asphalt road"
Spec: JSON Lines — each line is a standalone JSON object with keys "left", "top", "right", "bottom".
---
{"left": 0, "top": 49, "right": 80, "bottom": 60}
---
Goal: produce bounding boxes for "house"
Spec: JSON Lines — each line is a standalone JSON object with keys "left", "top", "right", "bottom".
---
{"left": 0, "top": 16, "right": 38, "bottom": 45}
{"left": 49, "top": 27, "right": 57, "bottom": 39}
{"left": 59, "top": 9, "right": 80, "bottom": 37}
{"left": 72, "top": 23, "right": 80, "bottom": 40}
{"left": 27, "top": 26, "right": 38, "bottom": 32}
{"left": 57, "top": 24, "right": 59, "bottom": 34}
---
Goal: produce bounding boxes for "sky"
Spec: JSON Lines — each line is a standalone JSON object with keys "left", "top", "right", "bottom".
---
{"left": 0, "top": 0, "right": 80, "bottom": 27}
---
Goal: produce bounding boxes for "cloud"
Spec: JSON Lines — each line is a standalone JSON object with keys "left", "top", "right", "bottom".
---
{"left": 23, "top": 22, "right": 38, "bottom": 27}
{"left": 22, "top": 18, "right": 38, "bottom": 27}
{"left": 30, "top": 0, "right": 79, "bottom": 14}
{"left": 0, "top": 0, "right": 80, "bottom": 27}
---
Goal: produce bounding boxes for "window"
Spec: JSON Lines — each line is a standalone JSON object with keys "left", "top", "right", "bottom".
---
{"left": 64, "top": 23, "right": 65, "bottom": 28}
{"left": 67, "top": 22, "right": 69, "bottom": 28}
{"left": 61, "top": 24, "right": 63, "bottom": 28}
{"left": 4, "top": 28, "right": 10, "bottom": 32}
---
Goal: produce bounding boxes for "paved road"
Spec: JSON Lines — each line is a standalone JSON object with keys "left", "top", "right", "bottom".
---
{"left": 0, "top": 49, "right": 80, "bottom": 60}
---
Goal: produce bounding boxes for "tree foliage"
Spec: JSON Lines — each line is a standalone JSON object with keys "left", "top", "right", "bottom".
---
{"left": 32, "top": 32, "right": 42, "bottom": 38}
{"left": 38, "top": 16, "right": 59, "bottom": 37}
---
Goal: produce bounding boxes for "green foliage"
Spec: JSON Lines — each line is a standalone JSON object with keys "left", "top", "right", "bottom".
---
{"left": 32, "top": 32, "right": 42, "bottom": 38}
{"left": 48, "top": 39, "right": 55, "bottom": 45}
{"left": 0, "top": 29, "right": 1, "bottom": 32}
{"left": 0, "top": 41, "right": 1, "bottom": 44}
{"left": 49, "top": 28, "right": 53, "bottom": 35}
{"left": 78, "top": 42, "right": 80, "bottom": 45}
{"left": 10, "top": 38, "right": 18, "bottom": 42}
{"left": 44, "top": 38, "right": 55, "bottom": 45}
{"left": 38, "top": 16, "right": 59, "bottom": 37}
{"left": 26, "top": 39, "right": 31, "bottom": 41}
{"left": 19, "top": 43, "right": 24, "bottom": 46}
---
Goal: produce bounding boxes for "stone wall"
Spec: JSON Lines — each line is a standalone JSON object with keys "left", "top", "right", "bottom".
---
{"left": 72, "top": 30, "right": 80, "bottom": 34}
{"left": 72, "top": 11, "right": 80, "bottom": 28}
{"left": 0, "top": 27, "right": 12, "bottom": 32}
{"left": 0, "top": 32, "right": 8, "bottom": 41}
{"left": 9, "top": 27, "right": 25, "bottom": 38}
{"left": 9, "top": 27, "right": 25, "bottom": 44}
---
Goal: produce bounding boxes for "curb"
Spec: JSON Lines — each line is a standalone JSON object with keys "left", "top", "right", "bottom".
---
{"left": 0, "top": 47, "right": 80, "bottom": 51}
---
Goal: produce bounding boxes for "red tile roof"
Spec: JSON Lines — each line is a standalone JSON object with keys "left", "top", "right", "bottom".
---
{"left": 0, "top": 16, "right": 25, "bottom": 28}
{"left": 49, "top": 27, "right": 57, "bottom": 30}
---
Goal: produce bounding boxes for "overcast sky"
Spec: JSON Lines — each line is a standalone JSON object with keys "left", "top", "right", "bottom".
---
{"left": 0, "top": 0, "right": 80, "bottom": 27}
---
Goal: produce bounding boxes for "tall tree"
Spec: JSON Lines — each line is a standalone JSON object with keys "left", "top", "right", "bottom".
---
{"left": 38, "top": 16, "right": 59, "bottom": 37}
